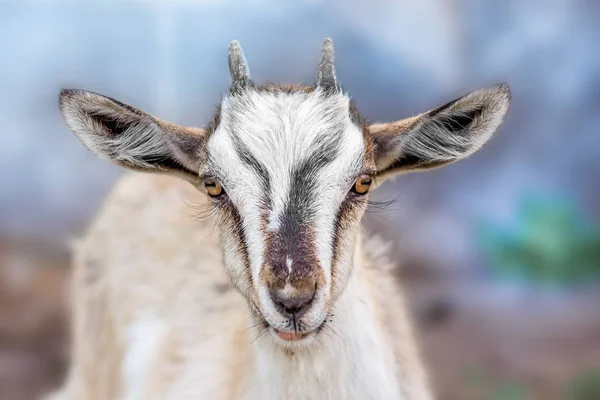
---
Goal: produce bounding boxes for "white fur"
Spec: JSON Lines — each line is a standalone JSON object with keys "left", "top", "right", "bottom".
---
{"left": 122, "top": 314, "right": 166, "bottom": 400}
{"left": 285, "top": 257, "right": 293, "bottom": 275}
{"left": 48, "top": 172, "right": 432, "bottom": 399}
{"left": 252, "top": 272, "right": 403, "bottom": 400}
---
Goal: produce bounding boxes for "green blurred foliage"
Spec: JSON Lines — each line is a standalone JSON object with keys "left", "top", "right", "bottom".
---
{"left": 465, "top": 365, "right": 600, "bottom": 400}
{"left": 477, "top": 194, "right": 600, "bottom": 286}
{"left": 565, "top": 367, "right": 600, "bottom": 400}
{"left": 464, "top": 365, "right": 531, "bottom": 400}
{"left": 487, "top": 384, "right": 530, "bottom": 400}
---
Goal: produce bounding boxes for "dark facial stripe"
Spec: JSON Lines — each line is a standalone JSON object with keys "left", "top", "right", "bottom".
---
{"left": 330, "top": 194, "right": 367, "bottom": 294}
{"left": 218, "top": 199, "right": 253, "bottom": 295}
{"left": 330, "top": 200, "right": 349, "bottom": 288}
{"left": 285, "top": 132, "right": 341, "bottom": 222}
{"left": 228, "top": 133, "right": 272, "bottom": 207}
{"left": 264, "top": 220, "right": 319, "bottom": 286}
{"left": 264, "top": 132, "right": 342, "bottom": 283}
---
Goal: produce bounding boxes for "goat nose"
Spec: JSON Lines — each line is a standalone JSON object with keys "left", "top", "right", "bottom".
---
{"left": 271, "top": 286, "right": 316, "bottom": 318}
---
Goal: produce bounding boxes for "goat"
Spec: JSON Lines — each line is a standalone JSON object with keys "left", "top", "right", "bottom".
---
{"left": 48, "top": 39, "right": 510, "bottom": 400}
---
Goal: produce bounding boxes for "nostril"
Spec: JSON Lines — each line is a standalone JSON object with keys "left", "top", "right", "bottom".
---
{"left": 271, "top": 287, "right": 316, "bottom": 317}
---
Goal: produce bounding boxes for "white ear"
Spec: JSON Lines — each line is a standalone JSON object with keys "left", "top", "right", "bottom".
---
{"left": 59, "top": 89, "right": 207, "bottom": 182}
{"left": 369, "top": 84, "right": 511, "bottom": 185}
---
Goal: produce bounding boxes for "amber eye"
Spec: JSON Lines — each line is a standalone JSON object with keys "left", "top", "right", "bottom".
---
{"left": 204, "top": 179, "right": 224, "bottom": 198}
{"left": 352, "top": 175, "right": 372, "bottom": 195}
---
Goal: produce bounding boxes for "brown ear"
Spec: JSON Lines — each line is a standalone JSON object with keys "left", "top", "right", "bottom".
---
{"left": 59, "top": 89, "right": 207, "bottom": 183}
{"left": 369, "top": 84, "right": 511, "bottom": 186}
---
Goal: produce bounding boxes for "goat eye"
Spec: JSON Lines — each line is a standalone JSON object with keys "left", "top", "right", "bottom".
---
{"left": 352, "top": 175, "right": 372, "bottom": 195}
{"left": 204, "top": 179, "right": 224, "bottom": 198}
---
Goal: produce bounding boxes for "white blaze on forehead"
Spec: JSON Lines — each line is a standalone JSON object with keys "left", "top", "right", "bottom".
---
{"left": 206, "top": 88, "right": 365, "bottom": 290}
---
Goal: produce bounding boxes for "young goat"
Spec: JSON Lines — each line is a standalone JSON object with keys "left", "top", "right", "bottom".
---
{"left": 50, "top": 39, "right": 510, "bottom": 400}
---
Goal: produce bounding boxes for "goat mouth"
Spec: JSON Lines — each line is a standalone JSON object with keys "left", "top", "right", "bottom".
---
{"left": 272, "top": 329, "right": 310, "bottom": 341}
{"left": 249, "top": 300, "right": 327, "bottom": 343}
{"left": 270, "top": 319, "right": 327, "bottom": 342}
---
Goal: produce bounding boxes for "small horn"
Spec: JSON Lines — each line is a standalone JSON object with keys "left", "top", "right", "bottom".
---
{"left": 228, "top": 40, "right": 251, "bottom": 90}
{"left": 317, "top": 38, "right": 338, "bottom": 92}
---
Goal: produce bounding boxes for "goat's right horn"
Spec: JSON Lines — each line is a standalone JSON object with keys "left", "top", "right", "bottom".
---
{"left": 316, "top": 38, "right": 338, "bottom": 92}
{"left": 228, "top": 40, "right": 252, "bottom": 90}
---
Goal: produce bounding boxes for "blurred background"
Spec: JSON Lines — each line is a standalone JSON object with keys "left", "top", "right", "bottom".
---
{"left": 1, "top": 0, "right": 599, "bottom": 399}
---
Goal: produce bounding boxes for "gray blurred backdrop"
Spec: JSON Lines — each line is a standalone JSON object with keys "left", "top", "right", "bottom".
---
{"left": 1, "top": 1, "right": 599, "bottom": 399}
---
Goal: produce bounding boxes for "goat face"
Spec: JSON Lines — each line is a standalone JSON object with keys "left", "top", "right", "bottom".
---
{"left": 59, "top": 39, "right": 510, "bottom": 345}
{"left": 205, "top": 85, "right": 373, "bottom": 341}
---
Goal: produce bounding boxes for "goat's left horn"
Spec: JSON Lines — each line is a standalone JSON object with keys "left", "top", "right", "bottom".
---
{"left": 228, "top": 40, "right": 251, "bottom": 90}
{"left": 316, "top": 38, "right": 338, "bottom": 92}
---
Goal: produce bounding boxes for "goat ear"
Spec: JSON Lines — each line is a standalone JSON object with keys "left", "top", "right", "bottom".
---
{"left": 59, "top": 89, "right": 207, "bottom": 183}
{"left": 369, "top": 84, "right": 510, "bottom": 186}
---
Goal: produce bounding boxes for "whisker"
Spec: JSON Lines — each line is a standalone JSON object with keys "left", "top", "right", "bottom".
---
{"left": 182, "top": 198, "right": 220, "bottom": 238}
{"left": 323, "top": 323, "right": 343, "bottom": 347}
{"left": 183, "top": 198, "right": 218, "bottom": 222}
{"left": 240, "top": 321, "right": 266, "bottom": 335}
{"left": 251, "top": 327, "right": 269, "bottom": 344}
{"left": 367, "top": 196, "right": 400, "bottom": 214}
